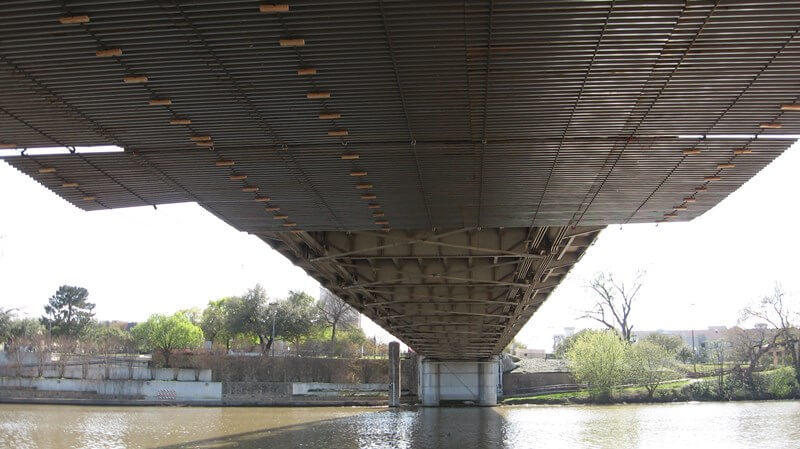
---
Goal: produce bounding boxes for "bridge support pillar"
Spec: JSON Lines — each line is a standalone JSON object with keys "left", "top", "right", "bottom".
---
{"left": 478, "top": 356, "right": 499, "bottom": 406}
{"left": 388, "top": 341, "right": 401, "bottom": 407}
{"left": 418, "top": 356, "right": 500, "bottom": 406}
{"left": 419, "top": 357, "right": 440, "bottom": 406}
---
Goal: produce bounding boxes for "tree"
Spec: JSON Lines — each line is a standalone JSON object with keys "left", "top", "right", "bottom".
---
{"left": 177, "top": 307, "right": 202, "bottom": 326}
{"left": 86, "top": 322, "right": 134, "bottom": 354}
{"left": 643, "top": 333, "right": 686, "bottom": 355}
{"left": 40, "top": 285, "right": 96, "bottom": 338}
{"left": 280, "top": 291, "right": 322, "bottom": 350}
{"left": 10, "top": 318, "right": 45, "bottom": 340}
{"left": 628, "top": 340, "right": 675, "bottom": 400}
{"left": 0, "top": 307, "right": 16, "bottom": 343}
{"left": 200, "top": 298, "right": 231, "bottom": 347}
{"left": 504, "top": 339, "right": 528, "bottom": 355}
{"left": 567, "top": 330, "right": 628, "bottom": 401}
{"left": 582, "top": 272, "right": 644, "bottom": 342}
{"left": 131, "top": 313, "right": 203, "bottom": 366}
{"left": 224, "top": 285, "right": 275, "bottom": 354}
{"left": 554, "top": 329, "right": 594, "bottom": 359}
{"left": 707, "top": 340, "right": 730, "bottom": 398}
{"left": 740, "top": 285, "right": 799, "bottom": 386}
{"left": 317, "top": 288, "right": 358, "bottom": 343}
{"left": 727, "top": 325, "right": 780, "bottom": 397}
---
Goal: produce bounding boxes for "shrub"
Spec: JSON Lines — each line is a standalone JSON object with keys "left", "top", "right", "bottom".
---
{"left": 761, "top": 367, "right": 799, "bottom": 399}
{"left": 683, "top": 379, "right": 719, "bottom": 401}
{"left": 627, "top": 340, "right": 676, "bottom": 400}
{"left": 567, "top": 330, "right": 628, "bottom": 402}
{"left": 131, "top": 313, "right": 204, "bottom": 367}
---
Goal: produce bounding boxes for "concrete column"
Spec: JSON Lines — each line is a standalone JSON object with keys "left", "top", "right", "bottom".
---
{"left": 388, "top": 341, "right": 401, "bottom": 407}
{"left": 419, "top": 357, "right": 440, "bottom": 406}
{"left": 478, "top": 357, "right": 498, "bottom": 406}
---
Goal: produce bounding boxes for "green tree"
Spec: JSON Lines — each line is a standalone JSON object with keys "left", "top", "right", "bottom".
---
{"left": 201, "top": 298, "right": 232, "bottom": 347}
{"left": 224, "top": 285, "right": 275, "bottom": 353}
{"left": 0, "top": 307, "right": 16, "bottom": 343}
{"left": 504, "top": 339, "right": 528, "bottom": 354}
{"left": 10, "top": 318, "right": 45, "bottom": 340}
{"left": 279, "top": 291, "right": 321, "bottom": 349}
{"left": 86, "top": 323, "right": 134, "bottom": 354}
{"left": 131, "top": 313, "right": 203, "bottom": 366}
{"left": 177, "top": 307, "right": 202, "bottom": 326}
{"left": 554, "top": 329, "right": 594, "bottom": 359}
{"left": 628, "top": 340, "right": 676, "bottom": 400}
{"left": 643, "top": 333, "right": 686, "bottom": 355}
{"left": 567, "top": 330, "right": 628, "bottom": 401}
{"left": 41, "top": 285, "right": 96, "bottom": 337}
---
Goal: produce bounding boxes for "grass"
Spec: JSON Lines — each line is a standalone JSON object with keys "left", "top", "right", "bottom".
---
{"left": 680, "top": 363, "right": 735, "bottom": 374}
{"left": 503, "top": 379, "right": 692, "bottom": 404}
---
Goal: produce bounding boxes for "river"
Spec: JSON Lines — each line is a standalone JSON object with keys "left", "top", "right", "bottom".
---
{"left": 1, "top": 401, "right": 798, "bottom": 448}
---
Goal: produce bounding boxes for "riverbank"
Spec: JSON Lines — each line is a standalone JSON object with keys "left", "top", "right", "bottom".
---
{"left": 503, "top": 379, "right": 693, "bottom": 405}
{"left": 0, "top": 376, "right": 395, "bottom": 407}
{"left": 503, "top": 367, "right": 800, "bottom": 405}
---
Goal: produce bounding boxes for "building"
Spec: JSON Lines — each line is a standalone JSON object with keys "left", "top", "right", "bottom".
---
{"left": 633, "top": 326, "right": 728, "bottom": 350}
{"left": 515, "top": 348, "right": 546, "bottom": 359}
{"left": 552, "top": 327, "right": 577, "bottom": 352}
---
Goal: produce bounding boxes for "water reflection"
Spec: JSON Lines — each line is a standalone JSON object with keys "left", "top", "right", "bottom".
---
{"left": 1, "top": 401, "right": 799, "bottom": 449}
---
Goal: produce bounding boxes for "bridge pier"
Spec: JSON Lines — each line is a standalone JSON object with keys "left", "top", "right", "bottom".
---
{"left": 418, "top": 356, "right": 500, "bottom": 406}
{"left": 388, "top": 341, "right": 401, "bottom": 407}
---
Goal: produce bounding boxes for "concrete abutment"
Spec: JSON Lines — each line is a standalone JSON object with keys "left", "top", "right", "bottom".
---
{"left": 418, "top": 356, "right": 500, "bottom": 406}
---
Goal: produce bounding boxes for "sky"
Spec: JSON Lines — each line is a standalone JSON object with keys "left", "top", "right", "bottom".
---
{"left": 1, "top": 142, "right": 799, "bottom": 350}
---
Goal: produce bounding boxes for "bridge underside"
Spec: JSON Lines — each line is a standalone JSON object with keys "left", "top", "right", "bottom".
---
{"left": 263, "top": 226, "right": 601, "bottom": 360}
{"left": 2, "top": 1, "right": 800, "bottom": 361}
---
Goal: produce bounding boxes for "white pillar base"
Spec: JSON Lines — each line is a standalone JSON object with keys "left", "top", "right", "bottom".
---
{"left": 418, "top": 356, "right": 499, "bottom": 406}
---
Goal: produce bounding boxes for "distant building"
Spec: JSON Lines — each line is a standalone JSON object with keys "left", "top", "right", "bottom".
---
{"left": 552, "top": 327, "right": 577, "bottom": 352}
{"left": 633, "top": 326, "right": 728, "bottom": 350}
{"left": 515, "top": 348, "right": 546, "bottom": 359}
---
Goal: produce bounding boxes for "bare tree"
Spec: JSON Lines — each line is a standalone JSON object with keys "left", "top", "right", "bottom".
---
{"left": 727, "top": 325, "right": 781, "bottom": 397}
{"left": 318, "top": 288, "right": 359, "bottom": 343}
{"left": 740, "top": 284, "right": 799, "bottom": 385}
{"left": 582, "top": 272, "right": 644, "bottom": 342}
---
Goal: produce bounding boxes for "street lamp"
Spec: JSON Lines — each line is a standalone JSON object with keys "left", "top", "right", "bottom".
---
{"left": 268, "top": 301, "right": 278, "bottom": 357}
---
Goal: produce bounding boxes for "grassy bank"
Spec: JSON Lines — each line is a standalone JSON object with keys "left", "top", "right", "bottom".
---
{"left": 503, "top": 379, "right": 691, "bottom": 405}
{"left": 503, "top": 367, "right": 800, "bottom": 405}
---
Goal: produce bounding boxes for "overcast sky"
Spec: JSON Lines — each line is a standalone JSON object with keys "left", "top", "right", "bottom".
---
{"left": 1, "top": 142, "right": 798, "bottom": 350}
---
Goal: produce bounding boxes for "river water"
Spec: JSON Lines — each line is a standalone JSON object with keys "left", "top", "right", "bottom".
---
{"left": 1, "top": 401, "right": 798, "bottom": 448}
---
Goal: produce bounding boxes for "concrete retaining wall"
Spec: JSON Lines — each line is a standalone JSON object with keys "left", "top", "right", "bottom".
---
{"left": 502, "top": 371, "right": 574, "bottom": 396}
{"left": 223, "top": 381, "right": 292, "bottom": 402}
{"left": 0, "top": 377, "right": 222, "bottom": 402}
{"left": 0, "top": 354, "right": 212, "bottom": 384}
{"left": 292, "top": 382, "right": 388, "bottom": 396}
{"left": 221, "top": 381, "right": 389, "bottom": 404}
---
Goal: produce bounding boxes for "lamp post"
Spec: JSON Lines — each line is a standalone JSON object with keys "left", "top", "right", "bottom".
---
{"left": 269, "top": 301, "right": 278, "bottom": 357}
